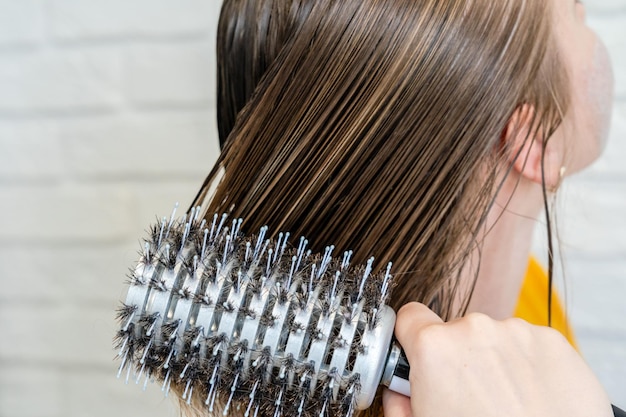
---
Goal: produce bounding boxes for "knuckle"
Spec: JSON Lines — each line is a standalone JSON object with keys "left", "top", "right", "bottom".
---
{"left": 539, "top": 326, "right": 569, "bottom": 346}
{"left": 463, "top": 311, "right": 493, "bottom": 329}
{"left": 503, "top": 317, "right": 531, "bottom": 332}
{"left": 502, "top": 318, "right": 570, "bottom": 350}
{"left": 502, "top": 317, "right": 533, "bottom": 343}
{"left": 412, "top": 323, "right": 445, "bottom": 353}
{"left": 396, "top": 302, "right": 419, "bottom": 323}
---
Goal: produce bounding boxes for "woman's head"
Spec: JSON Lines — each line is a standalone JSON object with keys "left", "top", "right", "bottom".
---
{"left": 197, "top": 0, "right": 574, "bottom": 318}
{"left": 216, "top": 0, "right": 614, "bottom": 178}
{"left": 177, "top": 0, "right": 616, "bottom": 415}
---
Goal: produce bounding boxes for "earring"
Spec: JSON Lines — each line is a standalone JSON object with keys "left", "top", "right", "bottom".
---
{"left": 552, "top": 166, "right": 567, "bottom": 191}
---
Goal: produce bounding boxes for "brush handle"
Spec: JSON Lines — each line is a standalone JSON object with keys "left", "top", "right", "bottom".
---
{"left": 380, "top": 341, "right": 411, "bottom": 397}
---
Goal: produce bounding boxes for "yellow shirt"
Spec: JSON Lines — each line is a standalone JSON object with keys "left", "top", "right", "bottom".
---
{"left": 514, "top": 256, "right": 577, "bottom": 349}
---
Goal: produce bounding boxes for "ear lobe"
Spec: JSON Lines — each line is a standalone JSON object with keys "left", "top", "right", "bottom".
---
{"left": 504, "top": 104, "right": 561, "bottom": 189}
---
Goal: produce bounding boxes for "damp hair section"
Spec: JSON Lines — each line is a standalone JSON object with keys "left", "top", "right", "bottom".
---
{"left": 182, "top": 0, "right": 573, "bottom": 416}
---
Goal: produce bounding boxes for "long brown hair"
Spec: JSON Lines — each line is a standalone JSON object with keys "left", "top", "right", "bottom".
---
{"left": 184, "top": 1, "right": 569, "bottom": 414}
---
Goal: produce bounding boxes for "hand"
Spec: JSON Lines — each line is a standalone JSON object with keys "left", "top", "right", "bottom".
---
{"left": 382, "top": 302, "right": 613, "bottom": 417}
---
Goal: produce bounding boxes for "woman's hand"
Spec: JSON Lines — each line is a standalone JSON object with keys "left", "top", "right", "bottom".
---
{"left": 382, "top": 302, "right": 613, "bottom": 417}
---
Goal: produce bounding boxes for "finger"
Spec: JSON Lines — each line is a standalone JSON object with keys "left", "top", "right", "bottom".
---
{"left": 382, "top": 387, "right": 413, "bottom": 417}
{"left": 394, "top": 302, "right": 444, "bottom": 349}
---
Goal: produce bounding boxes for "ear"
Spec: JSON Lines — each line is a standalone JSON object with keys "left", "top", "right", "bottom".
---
{"left": 503, "top": 104, "right": 563, "bottom": 189}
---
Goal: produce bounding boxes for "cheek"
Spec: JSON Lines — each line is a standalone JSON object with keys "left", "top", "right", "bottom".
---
{"left": 586, "top": 38, "right": 614, "bottom": 153}
{"left": 566, "top": 37, "right": 615, "bottom": 173}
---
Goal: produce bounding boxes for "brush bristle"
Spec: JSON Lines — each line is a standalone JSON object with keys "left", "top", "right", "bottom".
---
{"left": 114, "top": 206, "right": 395, "bottom": 417}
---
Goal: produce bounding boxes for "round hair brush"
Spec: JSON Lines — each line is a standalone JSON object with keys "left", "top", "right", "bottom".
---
{"left": 114, "top": 204, "right": 410, "bottom": 417}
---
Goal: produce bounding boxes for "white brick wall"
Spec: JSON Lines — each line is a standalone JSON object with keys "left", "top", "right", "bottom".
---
{"left": 0, "top": 1, "right": 623, "bottom": 416}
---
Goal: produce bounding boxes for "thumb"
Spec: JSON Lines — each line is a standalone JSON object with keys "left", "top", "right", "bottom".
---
{"left": 383, "top": 388, "right": 413, "bottom": 417}
{"left": 394, "top": 302, "right": 445, "bottom": 354}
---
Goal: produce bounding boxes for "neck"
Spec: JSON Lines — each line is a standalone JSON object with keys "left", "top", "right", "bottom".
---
{"left": 462, "top": 173, "right": 545, "bottom": 320}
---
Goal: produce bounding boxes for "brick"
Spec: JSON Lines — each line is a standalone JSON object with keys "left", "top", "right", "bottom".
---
{"left": 0, "top": 244, "right": 138, "bottom": 305}
{"left": 0, "top": 48, "right": 123, "bottom": 114}
{"left": 58, "top": 112, "right": 220, "bottom": 179}
{"left": 0, "top": 365, "right": 63, "bottom": 417}
{"left": 67, "top": 370, "right": 178, "bottom": 417}
{"left": 0, "top": 303, "right": 118, "bottom": 367}
{"left": 50, "top": 0, "right": 219, "bottom": 41}
{"left": 0, "top": 0, "right": 45, "bottom": 46}
{"left": 0, "top": 121, "right": 64, "bottom": 181}
{"left": 125, "top": 181, "right": 204, "bottom": 238}
{"left": 125, "top": 42, "right": 214, "bottom": 107}
{"left": 0, "top": 185, "right": 135, "bottom": 243}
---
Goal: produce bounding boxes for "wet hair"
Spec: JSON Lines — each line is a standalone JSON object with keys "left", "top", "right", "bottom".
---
{"left": 187, "top": 0, "right": 570, "bottom": 413}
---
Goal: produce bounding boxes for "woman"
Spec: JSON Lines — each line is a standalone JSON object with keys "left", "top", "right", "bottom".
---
{"left": 188, "top": 0, "right": 618, "bottom": 415}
